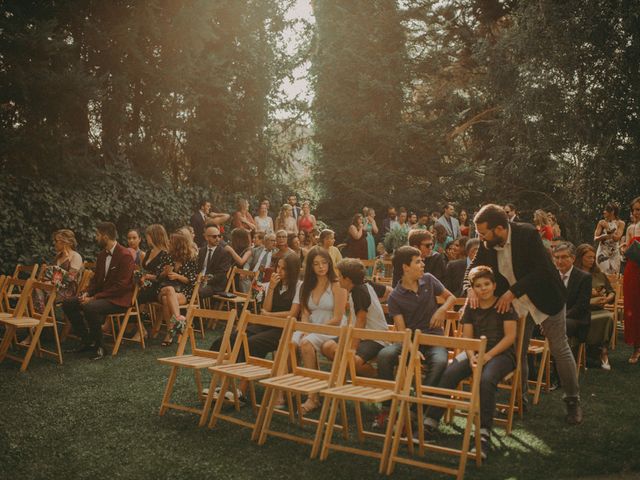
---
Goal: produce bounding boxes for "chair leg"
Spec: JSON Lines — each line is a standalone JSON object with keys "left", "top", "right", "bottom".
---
{"left": 159, "top": 367, "right": 179, "bottom": 416}
{"left": 0, "top": 325, "right": 16, "bottom": 362}
{"left": 198, "top": 374, "right": 220, "bottom": 427}
{"left": 112, "top": 311, "right": 131, "bottom": 357}
{"left": 21, "top": 325, "right": 44, "bottom": 372}
{"left": 319, "top": 398, "right": 340, "bottom": 461}
{"left": 258, "top": 386, "right": 280, "bottom": 445}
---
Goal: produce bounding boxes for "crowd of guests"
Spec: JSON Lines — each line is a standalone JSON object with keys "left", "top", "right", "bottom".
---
{"left": 16, "top": 194, "right": 640, "bottom": 458}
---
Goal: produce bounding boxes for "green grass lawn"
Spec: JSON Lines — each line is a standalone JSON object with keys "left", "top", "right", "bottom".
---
{"left": 1, "top": 330, "right": 639, "bottom": 480}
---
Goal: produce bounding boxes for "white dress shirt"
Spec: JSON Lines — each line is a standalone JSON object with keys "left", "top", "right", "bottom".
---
{"left": 493, "top": 226, "right": 547, "bottom": 325}
{"left": 559, "top": 266, "right": 573, "bottom": 288}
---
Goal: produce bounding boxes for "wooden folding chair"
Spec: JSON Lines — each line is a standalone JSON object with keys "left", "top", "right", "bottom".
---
{"left": 527, "top": 338, "right": 551, "bottom": 405}
{"left": 605, "top": 273, "right": 622, "bottom": 349}
{"left": 83, "top": 261, "right": 97, "bottom": 271}
{"left": 256, "top": 322, "right": 349, "bottom": 450}
{"left": 109, "top": 281, "right": 145, "bottom": 356}
{"left": 211, "top": 267, "right": 258, "bottom": 313}
{"left": 386, "top": 333, "right": 488, "bottom": 480}
{"left": 4, "top": 264, "right": 39, "bottom": 307}
{"left": 315, "top": 327, "right": 412, "bottom": 473}
{"left": 158, "top": 306, "right": 237, "bottom": 418}
{"left": 0, "top": 280, "right": 63, "bottom": 371}
{"left": 360, "top": 259, "right": 376, "bottom": 280}
{"left": 373, "top": 259, "right": 393, "bottom": 282}
{"left": 180, "top": 274, "right": 205, "bottom": 338}
{"left": 201, "top": 313, "right": 294, "bottom": 431}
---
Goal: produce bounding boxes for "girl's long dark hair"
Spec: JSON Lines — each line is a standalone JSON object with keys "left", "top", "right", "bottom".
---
{"left": 300, "top": 246, "right": 337, "bottom": 313}
{"left": 278, "top": 253, "right": 301, "bottom": 303}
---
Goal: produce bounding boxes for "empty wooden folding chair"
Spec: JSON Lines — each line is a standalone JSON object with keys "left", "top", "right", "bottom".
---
{"left": 0, "top": 280, "right": 63, "bottom": 371}
{"left": 157, "top": 306, "right": 237, "bottom": 419}
{"left": 4, "top": 264, "right": 39, "bottom": 307}
{"left": 255, "top": 322, "right": 349, "bottom": 450}
{"left": 201, "top": 313, "right": 294, "bottom": 431}
{"left": 386, "top": 333, "right": 488, "bottom": 480}
{"left": 527, "top": 338, "right": 551, "bottom": 405}
{"left": 211, "top": 266, "right": 258, "bottom": 313}
{"left": 314, "top": 327, "right": 412, "bottom": 473}
{"left": 109, "top": 282, "right": 145, "bottom": 356}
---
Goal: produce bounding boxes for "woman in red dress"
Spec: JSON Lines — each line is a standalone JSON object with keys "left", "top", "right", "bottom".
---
{"left": 623, "top": 196, "right": 640, "bottom": 364}
{"left": 297, "top": 201, "right": 316, "bottom": 233}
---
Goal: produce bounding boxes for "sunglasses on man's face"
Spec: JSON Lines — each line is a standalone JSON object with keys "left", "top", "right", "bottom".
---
{"left": 420, "top": 242, "right": 434, "bottom": 248}
{"left": 207, "top": 234, "right": 220, "bottom": 238}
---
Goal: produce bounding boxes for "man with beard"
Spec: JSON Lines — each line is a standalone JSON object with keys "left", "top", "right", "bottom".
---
{"left": 63, "top": 222, "right": 135, "bottom": 360}
{"left": 465, "top": 204, "right": 582, "bottom": 424}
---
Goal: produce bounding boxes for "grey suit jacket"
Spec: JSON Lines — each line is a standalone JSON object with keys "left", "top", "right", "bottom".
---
{"left": 436, "top": 215, "right": 461, "bottom": 239}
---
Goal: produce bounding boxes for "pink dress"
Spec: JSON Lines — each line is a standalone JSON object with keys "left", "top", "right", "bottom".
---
{"left": 623, "top": 236, "right": 640, "bottom": 346}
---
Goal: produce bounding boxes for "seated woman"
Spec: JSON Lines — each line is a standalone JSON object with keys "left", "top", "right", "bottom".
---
{"left": 49, "top": 229, "right": 84, "bottom": 299}
{"left": 424, "top": 266, "right": 517, "bottom": 460}
{"left": 159, "top": 232, "right": 198, "bottom": 346}
{"left": 224, "top": 228, "right": 253, "bottom": 293}
{"left": 208, "top": 253, "right": 302, "bottom": 402}
{"left": 318, "top": 229, "right": 343, "bottom": 269}
{"left": 287, "top": 232, "right": 306, "bottom": 264}
{"left": 126, "top": 229, "right": 146, "bottom": 267}
{"left": 574, "top": 243, "right": 615, "bottom": 370}
{"left": 137, "top": 224, "right": 173, "bottom": 306}
{"left": 291, "top": 247, "right": 347, "bottom": 413}
{"left": 178, "top": 226, "right": 199, "bottom": 255}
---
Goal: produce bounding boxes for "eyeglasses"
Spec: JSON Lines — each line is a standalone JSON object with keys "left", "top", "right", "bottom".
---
{"left": 420, "top": 242, "right": 434, "bottom": 248}
{"left": 207, "top": 234, "right": 221, "bottom": 238}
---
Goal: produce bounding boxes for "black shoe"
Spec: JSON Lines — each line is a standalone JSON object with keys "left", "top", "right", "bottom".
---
{"left": 91, "top": 347, "right": 105, "bottom": 361}
{"left": 471, "top": 434, "right": 491, "bottom": 461}
{"left": 564, "top": 396, "right": 583, "bottom": 425}
{"left": 65, "top": 343, "right": 94, "bottom": 354}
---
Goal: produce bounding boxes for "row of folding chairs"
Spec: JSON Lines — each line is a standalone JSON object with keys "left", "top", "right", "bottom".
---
{"left": 157, "top": 305, "right": 528, "bottom": 479}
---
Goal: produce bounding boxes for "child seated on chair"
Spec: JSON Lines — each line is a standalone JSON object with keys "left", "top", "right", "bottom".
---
{"left": 321, "top": 258, "right": 390, "bottom": 377}
{"left": 424, "top": 265, "right": 517, "bottom": 460}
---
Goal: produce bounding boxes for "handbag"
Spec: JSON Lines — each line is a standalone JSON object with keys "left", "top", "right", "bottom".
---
{"left": 625, "top": 240, "right": 640, "bottom": 265}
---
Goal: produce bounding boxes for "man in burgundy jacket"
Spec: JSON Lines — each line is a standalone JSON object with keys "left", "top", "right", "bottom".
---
{"left": 63, "top": 222, "right": 135, "bottom": 360}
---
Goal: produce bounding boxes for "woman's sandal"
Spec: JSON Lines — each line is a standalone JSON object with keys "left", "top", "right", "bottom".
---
{"left": 161, "top": 335, "right": 174, "bottom": 347}
{"left": 300, "top": 399, "right": 321, "bottom": 415}
{"left": 628, "top": 348, "right": 640, "bottom": 365}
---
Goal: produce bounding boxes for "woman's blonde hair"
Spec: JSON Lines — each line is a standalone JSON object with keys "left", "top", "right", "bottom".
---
{"left": 145, "top": 224, "right": 170, "bottom": 251}
{"left": 53, "top": 229, "right": 77, "bottom": 250}
{"left": 169, "top": 232, "right": 196, "bottom": 264}
{"left": 533, "top": 209, "right": 550, "bottom": 227}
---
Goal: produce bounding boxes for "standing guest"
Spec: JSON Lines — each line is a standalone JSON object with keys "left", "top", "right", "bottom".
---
{"left": 467, "top": 204, "right": 582, "bottom": 424}
{"left": 594, "top": 203, "right": 625, "bottom": 274}
{"left": 553, "top": 242, "right": 591, "bottom": 348}
{"left": 433, "top": 223, "right": 453, "bottom": 255}
{"left": 364, "top": 207, "right": 379, "bottom": 260}
{"left": 271, "top": 230, "right": 296, "bottom": 267}
{"left": 396, "top": 209, "right": 410, "bottom": 236}
{"left": 445, "top": 238, "right": 480, "bottom": 297}
{"left": 574, "top": 244, "right": 614, "bottom": 370}
{"left": 345, "top": 213, "right": 369, "bottom": 260}
{"left": 253, "top": 231, "right": 265, "bottom": 249}
{"left": 319, "top": 229, "right": 343, "bottom": 268}
{"left": 288, "top": 233, "right": 306, "bottom": 264}
{"left": 415, "top": 211, "right": 430, "bottom": 230}
{"left": 297, "top": 201, "right": 316, "bottom": 234}
{"left": 275, "top": 204, "right": 298, "bottom": 234}
{"left": 159, "top": 233, "right": 199, "bottom": 346}
{"left": 232, "top": 198, "right": 257, "bottom": 233}
{"left": 436, "top": 203, "right": 461, "bottom": 239}
{"left": 62, "top": 222, "right": 135, "bottom": 360}
{"left": 424, "top": 266, "right": 517, "bottom": 459}
{"left": 549, "top": 212, "right": 562, "bottom": 240}
{"left": 408, "top": 212, "right": 418, "bottom": 229}
{"left": 622, "top": 196, "right": 640, "bottom": 364}
{"left": 459, "top": 209, "right": 471, "bottom": 237}
{"left": 191, "top": 199, "right": 211, "bottom": 247}
{"left": 288, "top": 194, "right": 302, "bottom": 222}
{"left": 376, "top": 246, "right": 454, "bottom": 424}
{"left": 137, "top": 224, "right": 173, "bottom": 305}
{"left": 504, "top": 204, "right": 520, "bottom": 223}
{"left": 126, "top": 229, "right": 145, "bottom": 267}
{"left": 321, "top": 258, "right": 390, "bottom": 377}
{"left": 533, "top": 209, "right": 554, "bottom": 244}
{"left": 292, "top": 247, "right": 347, "bottom": 413}
{"left": 430, "top": 210, "right": 441, "bottom": 224}
{"left": 198, "top": 226, "right": 233, "bottom": 299}
{"left": 405, "top": 230, "right": 446, "bottom": 284}
{"left": 382, "top": 207, "right": 399, "bottom": 235}
{"left": 254, "top": 202, "right": 274, "bottom": 234}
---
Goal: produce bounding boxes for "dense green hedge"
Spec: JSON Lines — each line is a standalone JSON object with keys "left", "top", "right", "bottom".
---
{"left": 0, "top": 164, "right": 212, "bottom": 274}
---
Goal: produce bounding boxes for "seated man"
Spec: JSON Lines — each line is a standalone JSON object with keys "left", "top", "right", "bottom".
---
{"left": 424, "top": 266, "right": 517, "bottom": 460}
{"left": 376, "top": 246, "right": 456, "bottom": 421}
{"left": 247, "top": 232, "right": 276, "bottom": 279}
{"left": 321, "top": 258, "right": 390, "bottom": 377}
{"left": 408, "top": 229, "right": 446, "bottom": 284}
{"left": 553, "top": 242, "right": 591, "bottom": 345}
{"left": 271, "top": 229, "right": 296, "bottom": 267}
{"left": 62, "top": 222, "right": 135, "bottom": 360}
{"left": 198, "top": 226, "right": 233, "bottom": 298}
{"left": 444, "top": 238, "right": 480, "bottom": 297}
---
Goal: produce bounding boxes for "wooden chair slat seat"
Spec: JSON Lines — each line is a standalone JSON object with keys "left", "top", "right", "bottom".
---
{"left": 158, "top": 356, "right": 220, "bottom": 369}
{"left": 2, "top": 317, "right": 41, "bottom": 328}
